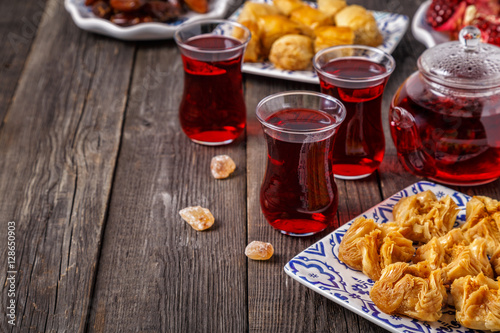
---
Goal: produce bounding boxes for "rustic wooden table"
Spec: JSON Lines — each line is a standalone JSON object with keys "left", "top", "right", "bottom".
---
{"left": 1, "top": 0, "right": 499, "bottom": 332}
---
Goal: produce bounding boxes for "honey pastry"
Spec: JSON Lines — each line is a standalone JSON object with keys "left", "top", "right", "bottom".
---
{"left": 317, "top": 0, "right": 346, "bottom": 19}
{"left": 442, "top": 238, "right": 494, "bottom": 285}
{"left": 338, "top": 217, "right": 414, "bottom": 281}
{"left": 491, "top": 248, "right": 500, "bottom": 277}
{"left": 235, "top": 20, "right": 262, "bottom": 62}
{"left": 334, "top": 5, "right": 383, "bottom": 47}
{"left": 269, "top": 34, "right": 314, "bottom": 70}
{"left": 370, "top": 262, "right": 447, "bottom": 322}
{"left": 451, "top": 273, "right": 500, "bottom": 331}
{"left": 258, "top": 16, "right": 307, "bottom": 56}
{"left": 237, "top": 1, "right": 281, "bottom": 24}
{"left": 313, "top": 25, "right": 354, "bottom": 53}
{"left": 289, "top": 5, "right": 332, "bottom": 30}
{"left": 392, "top": 190, "right": 459, "bottom": 244}
{"left": 413, "top": 229, "right": 469, "bottom": 270}
{"left": 272, "top": 0, "right": 305, "bottom": 16}
{"left": 461, "top": 196, "right": 500, "bottom": 256}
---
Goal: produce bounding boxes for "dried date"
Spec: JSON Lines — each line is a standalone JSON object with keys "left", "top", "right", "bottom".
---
{"left": 87, "top": 0, "right": 190, "bottom": 26}
{"left": 109, "top": 0, "right": 146, "bottom": 12}
{"left": 143, "top": 1, "right": 182, "bottom": 22}
{"left": 110, "top": 13, "right": 154, "bottom": 26}
{"left": 92, "top": 1, "right": 112, "bottom": 19}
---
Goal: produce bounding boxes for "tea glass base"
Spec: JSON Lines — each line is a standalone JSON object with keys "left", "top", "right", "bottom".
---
{"left": 190, "top": 138, "right": 234, "bottom": 146}
{"left": 279, "top": 230, "right": 319, "bottom": 237}
{"left": 334, "top": 173, "right": 372, "bottom": 180}
{"left": 428, "top": 177, "right": 499, "bottom": 186}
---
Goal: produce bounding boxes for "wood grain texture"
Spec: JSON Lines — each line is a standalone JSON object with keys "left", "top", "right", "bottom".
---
{"left": 0, "top": 0, "right": 135, "bottom": 331}
{"left": 87, "top": 41, "right": 248, "bottom": 332}
{"left": 1, "top": 0, "right": 500, "bottom": 331}
{"left": 0, "top": 0, "right": 46, "bottom": 123}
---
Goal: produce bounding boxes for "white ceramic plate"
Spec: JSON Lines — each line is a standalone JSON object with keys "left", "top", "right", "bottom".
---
{"left": 284, "top": 181, "right": 477, "bottom": 333}
{"left": 64, "top": 0, "right": 231, "bottom": 40}
{"left": 412, "top": 0, "right": 451, "bottom": 48}
{"left": 228, "top": 0, "right": 409, "bottom": 84}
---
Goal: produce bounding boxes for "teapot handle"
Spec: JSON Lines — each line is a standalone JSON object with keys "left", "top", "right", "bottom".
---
{"left": 390, "top": 107, "right": 437, "bottom": 178}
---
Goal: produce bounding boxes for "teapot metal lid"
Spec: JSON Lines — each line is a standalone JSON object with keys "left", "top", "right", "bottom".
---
{"left": 418, "top": 26, "right": 500, "bottom": 90}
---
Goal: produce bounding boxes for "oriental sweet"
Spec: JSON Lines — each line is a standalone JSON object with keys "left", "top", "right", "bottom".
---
{"left": 338, "top": 192, "right": 500, "bottom": 331}
{"left": 451, "top": 273, "right": 500, "bottom": 331}
{"left": 338, "top": 217, "right": 414, "bottom": 281}
{"left": 441, "top": 238, "right": 494, "bottom": 285}
{"left": 235, "top": 0, "right": 383, "bottom": 70}
{"left": 334, "top": 5, "right": 383, "bottom": 46}
{"left": 461, "top": 196, "right": 500, "bottom": 256}
{"left": 370, "top": 262, "right": 447, "bottom": 322}
{"left": 392, "top": 190, "right": 459, "bottom": 243}
{"left": 269, "top": 35, "right": 314, "bottom": 71}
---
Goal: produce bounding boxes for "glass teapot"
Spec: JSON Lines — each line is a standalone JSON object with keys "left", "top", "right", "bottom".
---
{"left": 389, "top": 26, "right": 500, "bottom": 186}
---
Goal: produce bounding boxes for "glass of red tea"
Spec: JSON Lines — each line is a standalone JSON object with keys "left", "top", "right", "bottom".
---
{"left": 313, "top": 45, "right": 395, "bottom": 179}
{"left": 256, "top": 91, "right": 346, "bottom": 236}
{"left": 174, "top": 20, "right": 250, "bottom": 145}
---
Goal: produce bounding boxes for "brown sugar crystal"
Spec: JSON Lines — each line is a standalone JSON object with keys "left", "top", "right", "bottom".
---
{"left": 245, "top": 241, "right": 274, "bottom": 260}
{"left": 210, "top": 155, "right": 236, "bottom": 179}
{"left": 179, "top": 206, "right": 215, "bottom": 231}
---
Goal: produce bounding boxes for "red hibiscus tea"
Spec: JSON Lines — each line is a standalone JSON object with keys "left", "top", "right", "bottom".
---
{"left": 175, "top": 20, "right": 250, "bottom": 145}
{"left": 257, "top": 92, "right": 346, "bottom": 236}
{"left": 314, "top": 46, "right": 395, "bottom": 179}
{"left": 390, "top": 76, "right": 500, "bottom": 185}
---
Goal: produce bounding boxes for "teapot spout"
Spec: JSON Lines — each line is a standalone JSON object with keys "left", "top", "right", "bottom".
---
{"left": 390, "top": 107, "right": 436, "bottom": 178}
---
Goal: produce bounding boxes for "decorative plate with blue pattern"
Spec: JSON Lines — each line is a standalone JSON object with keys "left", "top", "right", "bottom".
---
{"left": 228, "top": 0, "right": 409, "bottom": 84}
{"left": 284, "top": 181, "right": 481, "bottom": 333}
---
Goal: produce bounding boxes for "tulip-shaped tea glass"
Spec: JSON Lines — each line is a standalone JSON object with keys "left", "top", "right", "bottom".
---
{"left": 174, "top": 20, "right": 250, "bottom": 145}
{"left": 314, "top": 45, "right": 395, "bottom": 179}
{"left": 257, "top": 91, "right": 346, "bottom": 236}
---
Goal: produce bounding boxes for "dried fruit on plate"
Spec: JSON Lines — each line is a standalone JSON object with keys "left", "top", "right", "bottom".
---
{"left": 86, "top": 0, "right": 205, "bottom": 26}
{"left": 426, "top": 0, "right": 500, "bottom": 46}
{"left": 183, "top": 0, "right": 208, "bottom": 13}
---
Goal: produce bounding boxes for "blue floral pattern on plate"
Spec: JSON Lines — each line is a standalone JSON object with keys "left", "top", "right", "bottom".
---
{"left": 284, "top": 181, "right": 479, "bottom": 333}
{"left": 228, "top": 0, "right": 409, "bottom": 84}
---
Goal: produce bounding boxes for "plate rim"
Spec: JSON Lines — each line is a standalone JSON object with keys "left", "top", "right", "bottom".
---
{"left": 284, "top": 180, "right": 474, "bottom": 333}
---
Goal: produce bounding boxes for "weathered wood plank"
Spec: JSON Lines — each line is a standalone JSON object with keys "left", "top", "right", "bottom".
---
{"left": 0, "top": 0, "right": 135, "bottom": 331}
{"left": 0, "top": 0, "right": 46, "bottom": 123}
{"left": 87, "top": 41, "right": 248, "bottom": 332}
